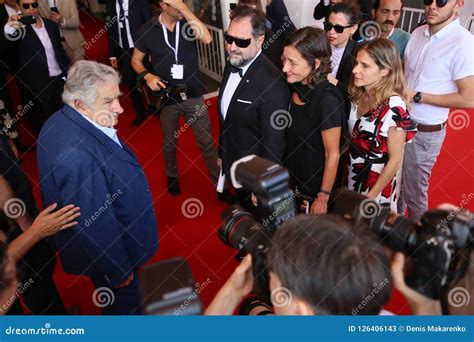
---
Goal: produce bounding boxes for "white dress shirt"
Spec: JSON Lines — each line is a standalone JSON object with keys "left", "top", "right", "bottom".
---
{"left": 404, "top": 19, "right": 474, "bottom": 124}
{"left": 330, "top": 45, "right": 345, "bottom": 77}
{"left": 220, "top": 50, "right": 262, "bottom": 120}
{"left": 217, "top": 50, "right": 262, "bottom": 191}
{"left": 4, "top": 3, "right": 19, "bottom": 16}
{"left": 31, "top": 17, "right": 63, "bottom": 77}
{"left": 4, "top": 18, "right": 62, "bottom": 78}
{"left": 116, "top": 0, "right": 134, "bottom": 49}
{"left": 82, "top": 114, "right": 123, "bottom": 148}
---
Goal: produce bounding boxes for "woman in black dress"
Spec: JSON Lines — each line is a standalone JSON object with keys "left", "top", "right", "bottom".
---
{"left": 282, "top": 27, "right": 344, "bottom": 214}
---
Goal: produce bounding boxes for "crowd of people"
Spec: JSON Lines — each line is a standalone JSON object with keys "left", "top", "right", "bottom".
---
{"left": 0, "top": 0, "right": 472, "bottom": 316}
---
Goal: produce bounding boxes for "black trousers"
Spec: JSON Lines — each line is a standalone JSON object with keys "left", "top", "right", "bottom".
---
{"left": 117, "top": 48, "right": 145, "bottom": 120}
{"left": 26, "top": 76, "right": 65, "bottom": 133}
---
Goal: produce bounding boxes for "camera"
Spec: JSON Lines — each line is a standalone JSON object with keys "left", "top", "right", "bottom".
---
{"left": 218, "top": 155, "right": 296, "bottom": 301}
{"left": 218, "top": 156, "right": 473, "bottom": 308}
{"left": 19, "top": 15, "right": 36, "bottom": 26}
{"left": 148, "top": 80, "right": 189, "bottom": 113}
{"left": 331, "top": 189, "right": 473, "bottom": 301}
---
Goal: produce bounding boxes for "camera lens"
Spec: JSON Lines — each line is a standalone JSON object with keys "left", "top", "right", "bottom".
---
{"left": 218, "top": 205, "right": 259, "bottom": 249}
{"left": 369, "top": 209, "right": 418, "bottom": 253}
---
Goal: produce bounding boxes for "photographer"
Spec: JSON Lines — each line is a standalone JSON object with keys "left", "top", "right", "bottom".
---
{"left": 131, "top": 0, "right": 220, "bottom": 196}
{"left": 207, "top": 214, "right": 392, "bottom": 315}
{"left": 206, "top": 214, "right": 441, "bottom": 315}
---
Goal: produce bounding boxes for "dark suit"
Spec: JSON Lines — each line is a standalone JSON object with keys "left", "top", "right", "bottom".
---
{"left": 37, "top": 105, "right": 159, "bottom": 314}
{"left": 106, "top": 0, "right": 152, "bottom": 122}
{"left": 218, "top": 54, "right": 290, "bottom": 210}
{"left": 335, "top": 39, "right": 358, "bottom": 117}
{"left": 0, "top": 135, "right": 66, "bottom": 314}
{"left": 0, "top": 5, "right": 16, "bottom": 114}
{"left": 6, "top": 17, "right": 69, "bottom": 131}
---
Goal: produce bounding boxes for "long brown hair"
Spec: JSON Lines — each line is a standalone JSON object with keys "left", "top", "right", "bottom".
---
{"left": 349, "top": 39, "right": 409, "bottom": 107}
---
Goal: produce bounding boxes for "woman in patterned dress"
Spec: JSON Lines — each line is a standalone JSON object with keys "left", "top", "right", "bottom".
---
{"left": 347, "top": 39, "right": 416, "bottom": 211}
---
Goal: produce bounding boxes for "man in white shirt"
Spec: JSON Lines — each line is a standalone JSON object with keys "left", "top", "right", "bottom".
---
{"left": 4, "top": 0, "right": 69, "bottom": 131}
{"left": 105, "top": 0, "right": 152, "bottom": 127}
{"left": 399, "top": 0, "right": 474, "bottom": 219}
{"left": 37, "top": 0, "right": 86, "bottom": 63}
{"left": 217, "top": 6, "right": 290, "bottom": 211}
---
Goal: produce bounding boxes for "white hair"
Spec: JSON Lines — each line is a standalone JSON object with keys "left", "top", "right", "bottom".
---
{"left": 62, "top": 60, "right": 120, "bottom": 108}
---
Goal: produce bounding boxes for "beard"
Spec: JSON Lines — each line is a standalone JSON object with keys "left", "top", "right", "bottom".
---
{"left": 228, "top": 51, "right": 254, "bottom": 68}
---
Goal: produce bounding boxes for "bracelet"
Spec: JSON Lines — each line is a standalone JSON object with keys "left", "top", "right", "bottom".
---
{"left": 318, "top": 189, "right": 331, "bottom": 196}
{"left": 137, "top": 70, "right": 150, "bottom": 83}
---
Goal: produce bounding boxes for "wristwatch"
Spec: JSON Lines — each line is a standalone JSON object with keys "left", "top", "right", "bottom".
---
{"left": 413, "top": 91, "right": 422, "bottom": 104}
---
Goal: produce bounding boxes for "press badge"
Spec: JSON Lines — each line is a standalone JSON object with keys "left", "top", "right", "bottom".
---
{"left": 171, "top": 64, "right": 184, "bottom": 80}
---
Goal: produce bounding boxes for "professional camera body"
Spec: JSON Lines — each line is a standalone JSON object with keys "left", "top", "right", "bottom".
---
{"left": 218, "top": 156, "right": 473, "bottom": 306}
{"left": 331, "top": 189, "right": 473, "bottom": 301}
{"left": 218, "top": 156, "right": 296, "bottom": 300}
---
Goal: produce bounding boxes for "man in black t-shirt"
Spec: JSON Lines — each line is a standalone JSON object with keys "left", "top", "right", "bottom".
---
{"left": 132, "top": 0, "right": 219, "bottom": 196}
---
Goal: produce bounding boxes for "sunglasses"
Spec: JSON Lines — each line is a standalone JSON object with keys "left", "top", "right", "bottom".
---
{"left": 22, "top": 2, "right": 39, "bottom": 9}
{"left": 423, "top": 0, "right": 449, "bottom": 8}
{"left": 224, "top": 33, "right": 252, "bottom": 48}
{"left": 324, "top": 22, "right": 355, "bottom": 34}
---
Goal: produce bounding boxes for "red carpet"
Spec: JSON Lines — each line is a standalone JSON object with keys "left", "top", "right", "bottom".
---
{"left": 12, "top": 11, "right": 474, "bottom": 315}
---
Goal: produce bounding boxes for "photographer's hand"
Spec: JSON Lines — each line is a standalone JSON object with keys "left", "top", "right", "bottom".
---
{"left": 311, "top": 193, "right": 329, "bottom": 214}
{"left": 391, "top": 252, "right": 442, "bottom": 315}
{"left": 205, "top": 254, "right": 254, "bottom": 315}
{"left": 144, "top": 73, "right": 167, "bottom": 92}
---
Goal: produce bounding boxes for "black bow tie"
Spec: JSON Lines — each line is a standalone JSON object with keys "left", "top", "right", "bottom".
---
{"left": 230, "top": 65, "right": 243, "bottom": 77}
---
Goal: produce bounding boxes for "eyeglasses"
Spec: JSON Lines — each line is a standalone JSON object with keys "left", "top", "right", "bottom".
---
{"left": 224, "top": 33, "right": 252, "bottom": 48}
{"left": 324, "top": 22, "right": 355, "bottom": 34}
{"left": 423, "top": 0, "right": 449, "bottom": 8}
{"left": 22, "top": 2, "right": 39, "bottom": 10}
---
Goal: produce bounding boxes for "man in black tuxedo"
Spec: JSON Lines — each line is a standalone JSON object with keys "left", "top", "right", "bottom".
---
{"left": 218, "top": 6, "right": 290, "bottom": 211}
{"left": 105, "top": 0, "right": 151, "bottom": 126}
{"left": 4, "top": 0, "right": 69, "bottom": 132}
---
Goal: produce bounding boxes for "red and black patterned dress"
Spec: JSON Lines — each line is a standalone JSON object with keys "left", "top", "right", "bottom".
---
{"left": 348, "top": 95, "right": 416, "bottom": 210}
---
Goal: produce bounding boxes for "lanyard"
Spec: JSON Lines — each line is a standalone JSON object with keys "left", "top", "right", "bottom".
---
{"left": 160, "top": 14, "right": 180, "bottom": 64}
